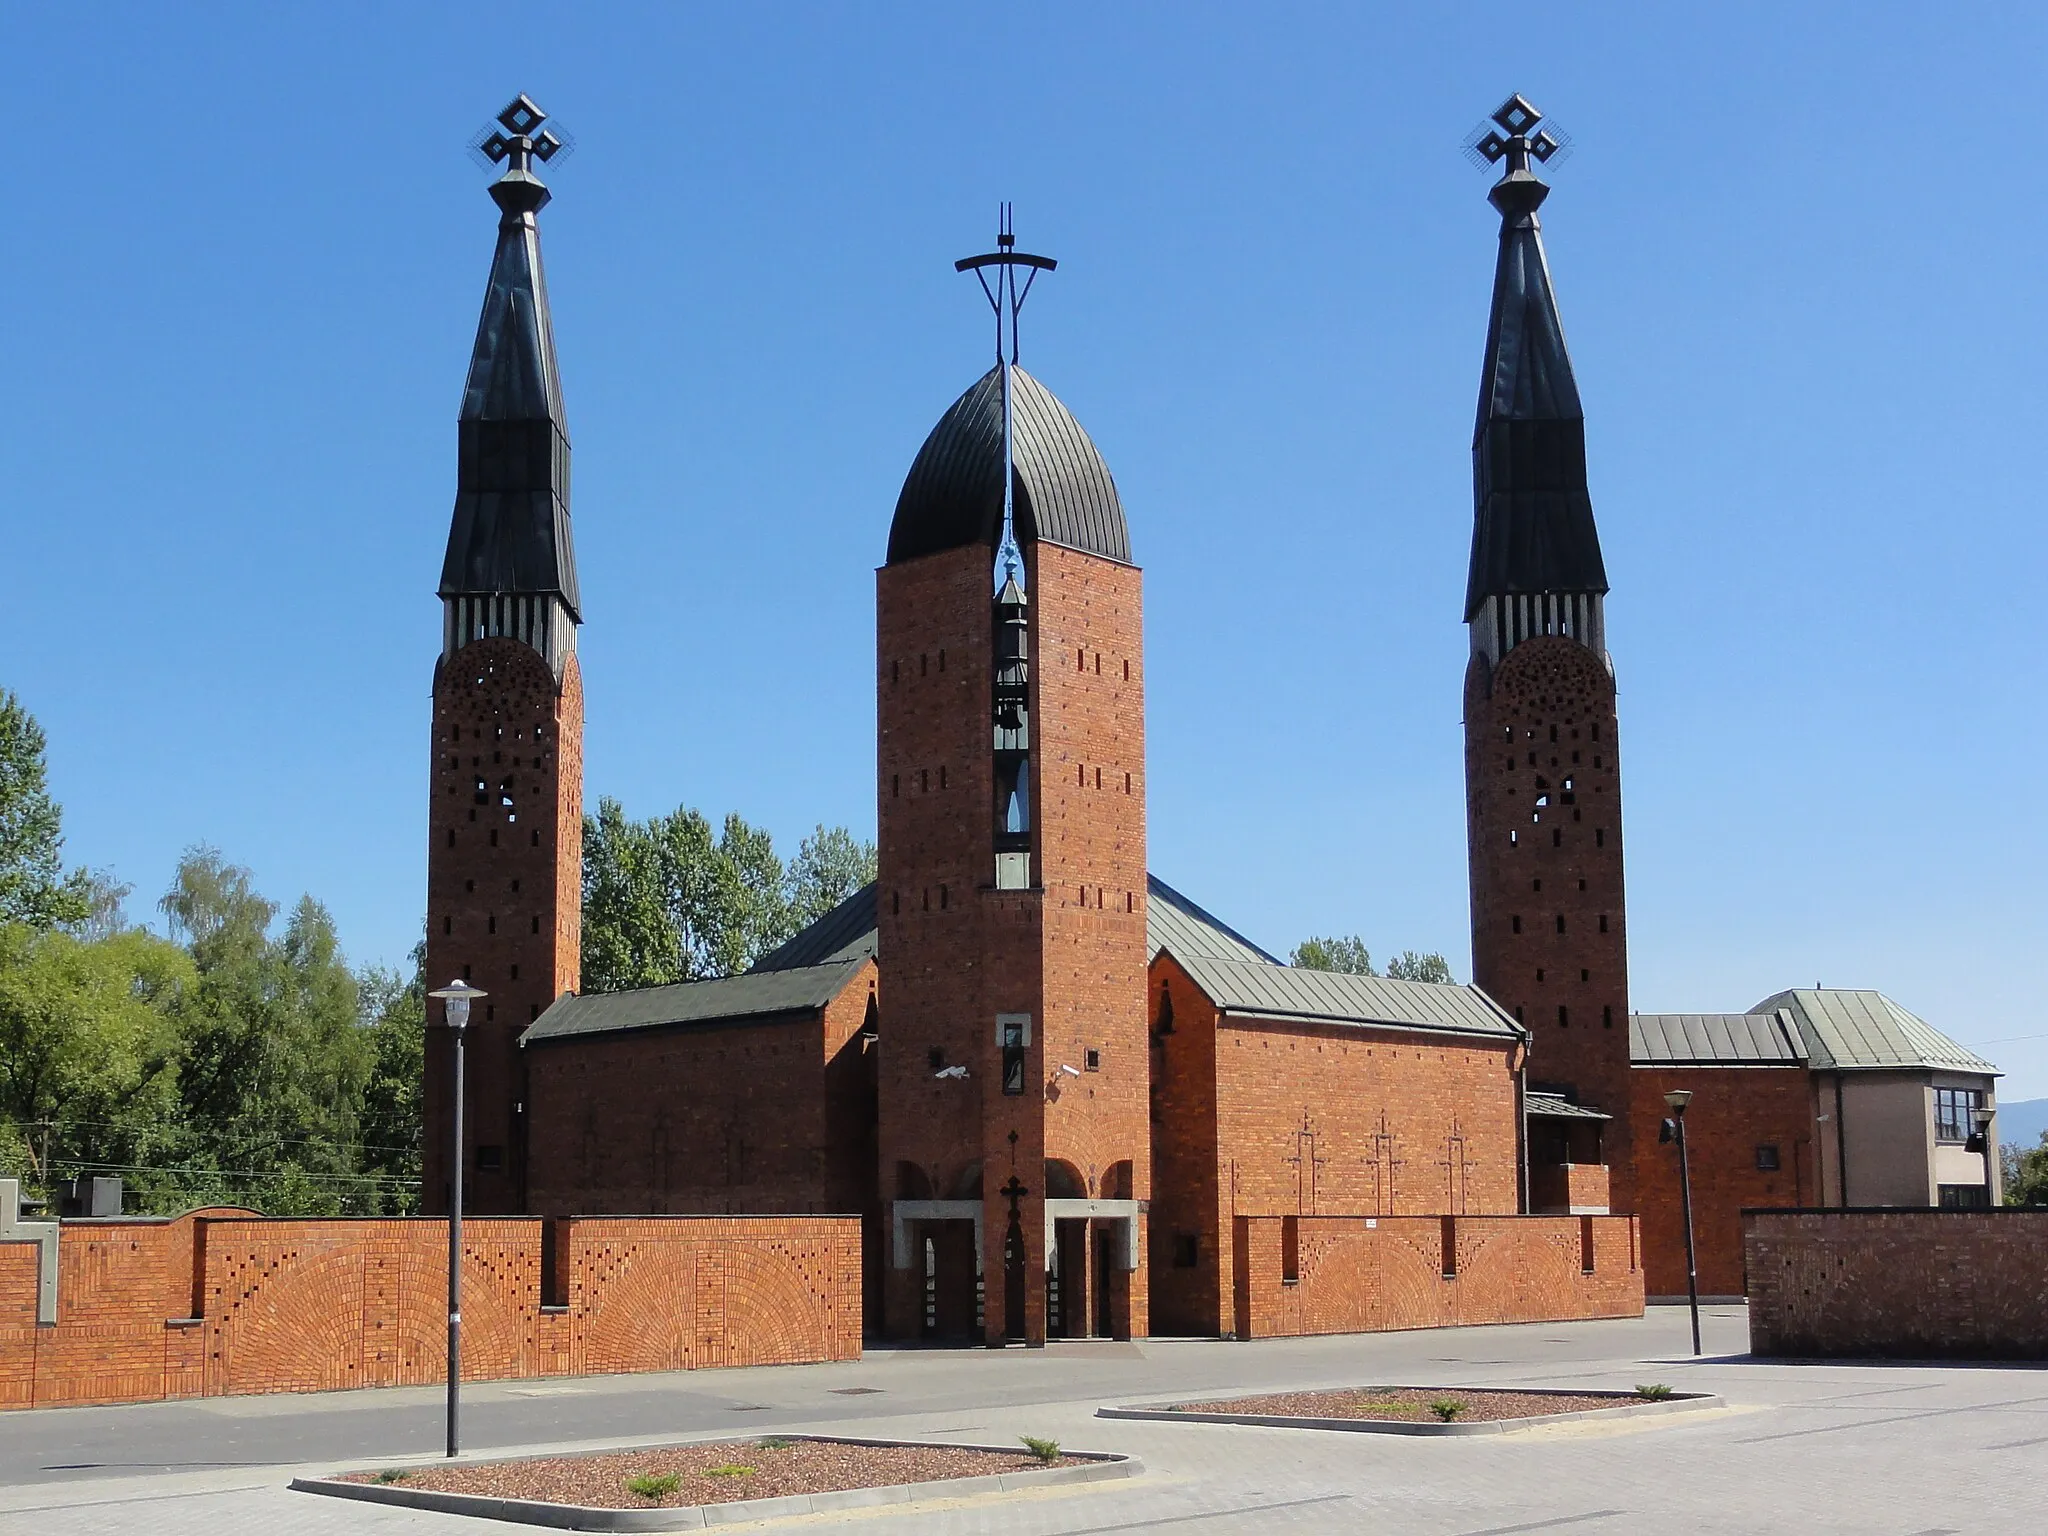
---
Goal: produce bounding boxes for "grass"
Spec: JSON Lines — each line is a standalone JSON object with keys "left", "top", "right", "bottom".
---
{"left": 1428, "top": 1399, "right": 1467, "bottom": 1422}
{"left": 1020, "top": 1435, "right": 1062, "bottom": 1464}
{"left": 624, "top": 1471, "right": 682, "bottom": 1501}
{"left": 371, "top": 1469, "right": 410, "bottom": 1485}
{"left": 705, "top": 1464, "right": 757, "bottom": 1478}
{"left": 755, "top": 1437, "right": 798, "bottom": 1450}
{"left": 1635, "top": 1383, "right": 1675, "bottom": 1400}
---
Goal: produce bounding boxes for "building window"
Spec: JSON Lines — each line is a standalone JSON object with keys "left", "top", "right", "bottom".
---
{"left": 1085, "top": 1048, "right": 1101, "bottom": 1072}
{"left": 1172, "top": 1233, "right": 1199, "bottom": 1268}
{"left": 1935, "top": 1087, "right": 1985, "bottom": 1144}
{"left": 1755, "top": 1144, "right": 1781, "bottom": 1171}
{"left": 1000, "top": 1014, "right": 1029, "bottom": 1097}
{"left": 1939, "top": 1184, "right": 1990, "bottom": 1209}
{"left": 476, "top": 1145, "right": 504, "bottom": 1172}
{"left": 1281, "top": 1215, "right": 1300, "bottom": 1284}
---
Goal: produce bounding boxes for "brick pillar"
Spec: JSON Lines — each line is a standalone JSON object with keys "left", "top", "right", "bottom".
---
{"left": 423, "top": 639, "right": 582, "bottom": 1216}
{"left": 1466, "top": 635, "right": 1631, "bottom": 1214}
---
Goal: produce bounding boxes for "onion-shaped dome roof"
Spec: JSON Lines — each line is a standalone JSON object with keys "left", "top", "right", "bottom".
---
{"left": 887, "top": 365, "right": 1129, "bottom": 566}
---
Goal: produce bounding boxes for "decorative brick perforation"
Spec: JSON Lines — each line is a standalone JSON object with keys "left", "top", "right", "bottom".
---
{"left": 1466, "top": 634, "right": 1633, "bottom": 1212}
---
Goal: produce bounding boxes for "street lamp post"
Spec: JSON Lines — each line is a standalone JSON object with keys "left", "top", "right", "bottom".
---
{"left": 428, "top": 979, "right": 487, "bottom": 1458}
{"left": 1660, "top": 1089, "right": 1702, "bottom": 1357}
{"left": 1971, "top": 1105, "right": 1998, "bottom": 1209}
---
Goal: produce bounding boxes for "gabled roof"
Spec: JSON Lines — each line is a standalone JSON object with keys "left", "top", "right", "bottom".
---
{"left": 750, "top": 886, "right": 880, "bottom": 972}
{"left": 1146, "top": 876, "right": 1281, "bottom": 966}
{"left": 1753, "top": 989, "right": 1999, "bottom": 1075}
{"left": 522, "top": 957, "right": 869, "bottom": 1045}
{"left": 887, "top": 365, "right": 1130, "bottom": 566}
{"left": 1165, "top": 951, "right": 1522, "bottom": 1042}
{"left": 1465, "top": 162, "right": 1606, "bottom": 621}
{"left": 748, "top": 874, "right": 1278, "bottom": 976}
{"left": 439, "top": 160, "right": 581, "bottom": 618}
{"left": 1630, "top": 1011, "right": 1809, "bottom": 1067}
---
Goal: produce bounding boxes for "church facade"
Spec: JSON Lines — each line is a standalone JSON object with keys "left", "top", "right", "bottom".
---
{"left": 418, "top": 92, "right": 1988, "bottom": 1344}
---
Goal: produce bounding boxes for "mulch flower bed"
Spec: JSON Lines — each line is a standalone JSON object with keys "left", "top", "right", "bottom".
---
{"left": 1172, "top": 1387, "right": 1642, "bottom": 1423}
{"left": 342, "top": 1437, "right": 1071, "bottom": 1510}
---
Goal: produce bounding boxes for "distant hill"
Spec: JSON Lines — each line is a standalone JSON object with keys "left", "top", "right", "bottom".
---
{"left": 1999, "top": 1098, "right": 2048, "bottom": 1150}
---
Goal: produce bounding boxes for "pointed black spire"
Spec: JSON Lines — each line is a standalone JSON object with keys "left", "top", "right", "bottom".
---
{"left": 1464, "top": 94, "right": 1606, "bottom": 629}
{"left": 439, "top": 95, "right": 581, "bottom": 664}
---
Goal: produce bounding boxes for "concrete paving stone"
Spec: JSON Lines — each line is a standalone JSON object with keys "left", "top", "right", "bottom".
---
{"left": 2, "top": 1308, "right": 2045, "bottom": 1533}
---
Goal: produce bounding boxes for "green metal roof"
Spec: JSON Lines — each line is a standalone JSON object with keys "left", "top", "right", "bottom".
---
{"left": 1630, "top": 1011, "right": 1808, "bottom": 1067}
{"left": 749, "top": 873, "right": 1279, "bottom": 977}
{"left": 522, "top": 957, "right": 868, "bottom": 1045}
{"left": 1166, "top": 951, "right": 1522, "bottom": 1041}
{"left": 1526, "top": 1092, "right": 1611, "bottom": 1121}
{"left": 1752, "top": 989, "right": 1998, "bottom": 1075}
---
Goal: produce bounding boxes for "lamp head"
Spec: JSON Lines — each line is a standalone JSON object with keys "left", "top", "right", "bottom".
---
{"left": 1664, "top": 1089, "right": 1693, "bottom": 1114}
{"left": 428, "top": 978, "right": 489, "bottom": 1029}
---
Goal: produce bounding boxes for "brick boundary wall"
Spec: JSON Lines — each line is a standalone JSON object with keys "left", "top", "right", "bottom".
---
{"left": 1231, "top": 1214, "right": 1642, "bottom": 1339}
{"left": 1746, "top": 1209, "right": 2048, "bottom": 1359}
{"left": 0, "top": 1212, "right": 859, "bottom": 1409}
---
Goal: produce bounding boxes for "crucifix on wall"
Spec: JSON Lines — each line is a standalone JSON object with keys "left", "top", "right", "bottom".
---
{"left": 1281, "top": 1109, "right": 1328, "bottom": 1214}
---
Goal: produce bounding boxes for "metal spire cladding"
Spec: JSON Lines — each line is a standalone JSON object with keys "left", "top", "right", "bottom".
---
{"left": 1464, "top": 94, "right": 1607, "bottom": 625}
{"left": 439, "top": 94, "right": 581, "bottom": 641}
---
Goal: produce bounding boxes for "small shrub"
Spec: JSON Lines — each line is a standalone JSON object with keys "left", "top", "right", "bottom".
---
{"left": 1020, "top": 1435, "right": 1062, "bottom": 1464}
{"left": 755, "top": 1437, "right": 797, "bottom": 1451}
{"left": 372, "top": 1469, "right": 410, "bottom": 1485}
{"left": 705, "top": 1464, "right": 756, "bottom": 1479}
{"left": 1635, "top": 1383, "right": 1675, "bottom": 1400}
{"left": 1428, "top": 1399, "right": 1466, "bottom": 1422}
{"left": 625, "top": 1471, "right": 682, "bottom": 1501}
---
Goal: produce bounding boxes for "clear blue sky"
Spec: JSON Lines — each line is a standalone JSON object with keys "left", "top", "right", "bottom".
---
{"left": 6, "top": 7, "right": 2046, "bottom": 1093}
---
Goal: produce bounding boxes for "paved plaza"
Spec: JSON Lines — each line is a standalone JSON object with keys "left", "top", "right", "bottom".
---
{"left": 3, "top": 1306, "right": 2043, "bottom": 1534}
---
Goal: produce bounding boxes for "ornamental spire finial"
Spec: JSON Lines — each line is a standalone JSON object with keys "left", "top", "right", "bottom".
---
{"left": 1465, "top": 94, "right": 1569, "bottom": 221}
{"left": 471, "top": 94, "right": 571, "bottom": 220}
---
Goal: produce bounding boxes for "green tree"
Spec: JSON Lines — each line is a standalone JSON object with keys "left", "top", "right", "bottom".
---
{"left": 356, "top": 942, "right": 425, "bottom": 1212}
{"left": 788, "top": 824, "right": 878, "bottom": 929}
{"left": 158, "top": 848, "right": 377, "bottom": 1215}
{"left": 0, "top": 921, "right": 191, "bottom": 1205}
{"left": 0, "top": 690, "right": 92, "bottom": 929}
{"left": 1385, "top": 950, "right": 1456, "bottom": 984}
{"left": 1290, "top": 935, "right": 1376, "bottom": 975}
{"left": 2004, "top": 1132, "right": 2048, "bottom": 1206}
{"left": 582, "top": 799, "right": 876, "bottom": 992}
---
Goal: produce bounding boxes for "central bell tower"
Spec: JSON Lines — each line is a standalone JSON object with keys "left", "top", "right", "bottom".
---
{"left": 876, "top": 213, "right": 1149, "bottom": 1343}
{"left": 1460, "top": 96, "right": 1635, "bottom": 1214}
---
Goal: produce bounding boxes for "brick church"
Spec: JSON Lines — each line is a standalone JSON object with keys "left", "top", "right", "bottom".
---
{"left": 418, "top": 96, "right": 1992, "bottom": 1343}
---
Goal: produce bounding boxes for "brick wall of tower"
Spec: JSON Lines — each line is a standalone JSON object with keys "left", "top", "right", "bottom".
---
{"left": 874, "top": 539, "right": 1148, "bottom": 1343}
{"left": 1031, "top": 543, "right": 1150, "bottom": 1339}
{"left": 424, "top": 638, "right": 584, "bottom": 1217}
{"left": 1465, "top": 634, "right": 1632, "bottom": 1213}
{"left": 876, "top": 545, "right": 1022, "bottom": 1339}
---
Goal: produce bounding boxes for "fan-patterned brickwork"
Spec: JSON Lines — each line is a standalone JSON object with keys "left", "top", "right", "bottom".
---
{"left": 1231, "top": 1213, "right": 1641, "bottom": 1338}
{"left": 1465, "top": 633, "right": 1633, "bottom": 1212}
{"left": 0, "top": 1211, "right": 856, "bottom": 1409}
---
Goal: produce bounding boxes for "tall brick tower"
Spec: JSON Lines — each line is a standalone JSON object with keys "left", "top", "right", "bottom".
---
{"left": 1460, "top": 97, "right": 1634, "bottom": 1212}
{"left": 422, "top": 96, "right": 583, "bottom": 1217}
{"left": 877, "top": 216, "right": 1149, "bottom": 1343}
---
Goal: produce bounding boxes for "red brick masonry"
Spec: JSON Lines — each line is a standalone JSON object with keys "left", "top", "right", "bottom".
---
{"left": 1231, "top": 1214, "right": 1642, "bottom": 1339}
{"left": 0, "top": 1211, "right": 860, "bottom": 1409}
{"left": 1746, "top": 1209, "right": 2048, "bottom": 1360}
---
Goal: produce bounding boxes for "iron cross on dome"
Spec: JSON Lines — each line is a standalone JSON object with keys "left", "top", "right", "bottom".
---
{"left": 475, "top": 94, "right": 566, "bottom": 175}
{"left": 1468, "top": 93, "right": 1566, "bottom": 177}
